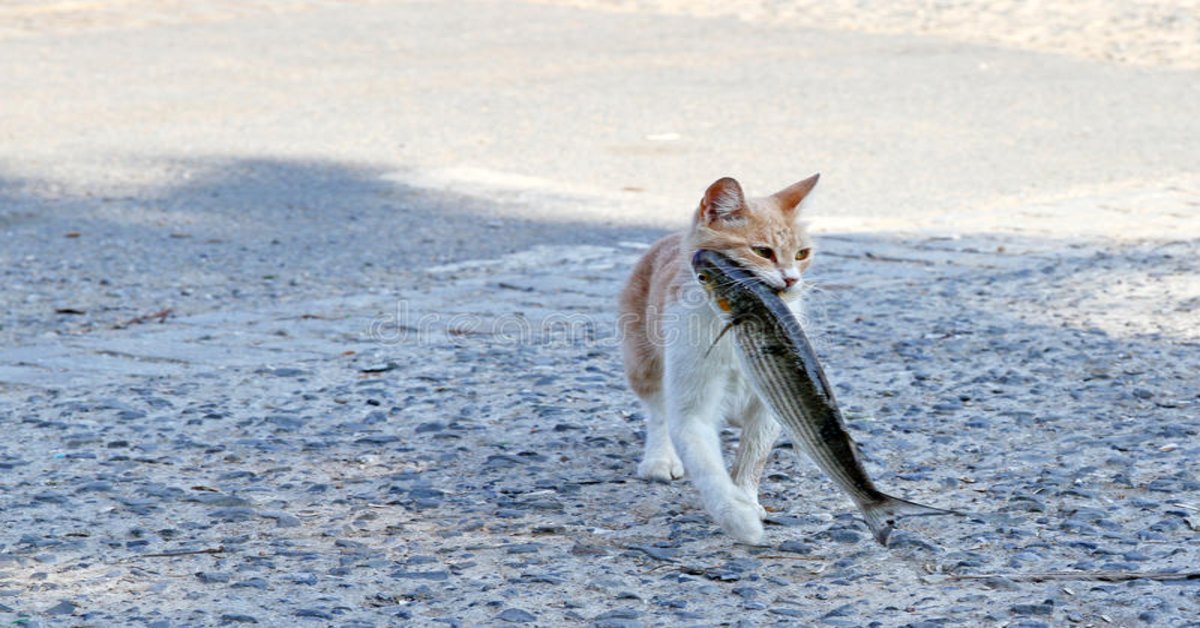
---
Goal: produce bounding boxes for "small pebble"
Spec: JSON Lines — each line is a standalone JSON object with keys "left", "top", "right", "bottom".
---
{"left": 496, "top": 608, "right": 536, "bottom": 623}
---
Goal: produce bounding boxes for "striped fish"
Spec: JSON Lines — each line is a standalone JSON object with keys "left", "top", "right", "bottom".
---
{"left": 692, "top": 248, "right": 958, "bottom": 545}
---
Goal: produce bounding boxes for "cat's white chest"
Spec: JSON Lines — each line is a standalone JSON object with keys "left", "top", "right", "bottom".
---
{"left": 664, "top": 289, "right": 780, "bottom": 425}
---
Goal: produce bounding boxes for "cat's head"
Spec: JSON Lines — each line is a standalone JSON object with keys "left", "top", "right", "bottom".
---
{"left": 687, "top": 174, "right": 819, "bottom": 301}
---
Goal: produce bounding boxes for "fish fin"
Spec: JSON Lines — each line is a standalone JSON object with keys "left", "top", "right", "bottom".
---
{"left": 859, "top": 493, "right": 961, "bottom": 546}
{"left": 704, "top": 319, "right": 738, "bottom": 359}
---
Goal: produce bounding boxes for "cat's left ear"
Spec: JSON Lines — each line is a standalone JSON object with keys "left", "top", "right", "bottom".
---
{"left": 699, "top": 177, "right": 747, "bottom": 225}
{"left": 772, "top": 173, "right": 820, "bottom": 213}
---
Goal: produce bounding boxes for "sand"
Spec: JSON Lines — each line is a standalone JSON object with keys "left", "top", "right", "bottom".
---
{"left": 6, "top": 1, "right": 1196, "bottom": 70}
{"left": 528, "top": 0, "right": 1200, "bottom": 70}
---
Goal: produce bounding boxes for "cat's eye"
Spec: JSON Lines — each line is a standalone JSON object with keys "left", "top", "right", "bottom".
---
{"left": 795, "top": 248, "right": 812, "bottom": 261}
{"left": 752, "top": 246, "right": 775, "bottom": 261}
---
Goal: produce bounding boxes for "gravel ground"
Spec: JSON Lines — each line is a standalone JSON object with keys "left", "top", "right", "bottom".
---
{"left": 2, "top": 1, "right": 1197, "bottom": 626}
{"left": 3, "top": 227, "right": 1198, "bottom": 627}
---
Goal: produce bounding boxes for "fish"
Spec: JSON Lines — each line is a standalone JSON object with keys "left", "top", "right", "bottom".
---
{"left": 691, "top": 248, "right": 959, "bottom": 545}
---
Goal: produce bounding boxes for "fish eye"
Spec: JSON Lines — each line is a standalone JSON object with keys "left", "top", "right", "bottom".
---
{"left": 795, "top": 247, "right": 812, "bottom": 261}
{"left": 752, "top": 246, "right": 775, "bottom": 261}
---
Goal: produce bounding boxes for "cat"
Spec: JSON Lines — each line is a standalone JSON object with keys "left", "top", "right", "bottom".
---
{"left": 618, "top": 174, "right": 819, "bottom": 545}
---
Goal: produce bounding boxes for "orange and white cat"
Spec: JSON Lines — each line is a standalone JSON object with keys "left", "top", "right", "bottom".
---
{"left": 619, "top": 175, "right": 819, "bottom": 544}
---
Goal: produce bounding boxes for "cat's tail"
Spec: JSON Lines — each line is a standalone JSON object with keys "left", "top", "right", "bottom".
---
{"left": 859, "top": 492, "right": 962, "bottom": 546}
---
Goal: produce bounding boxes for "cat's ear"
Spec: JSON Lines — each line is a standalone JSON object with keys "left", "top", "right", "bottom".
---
{"left": 772, "top": 173, "right": 820, "bottom": 213}
{"left": 699, "top": 177, "right": 746, "bottom": 224}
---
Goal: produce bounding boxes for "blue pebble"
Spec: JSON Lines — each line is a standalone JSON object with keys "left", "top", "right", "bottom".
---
{"left": 496, "top": 608, "right": 535, "bottom": 623}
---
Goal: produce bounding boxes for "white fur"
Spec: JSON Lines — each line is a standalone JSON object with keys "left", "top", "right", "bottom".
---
{"left": 636, "top": 390, "right": 684, "bottom": 481}
{"left": 635, "top": 280, "right": 802, "bottom": 545}
{"left": 710, "top": 194, "right": 743, "bottom": 218}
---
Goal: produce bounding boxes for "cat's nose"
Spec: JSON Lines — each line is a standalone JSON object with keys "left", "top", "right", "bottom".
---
{"left": 783, "top": 277, "right": 798, "bottom": 288}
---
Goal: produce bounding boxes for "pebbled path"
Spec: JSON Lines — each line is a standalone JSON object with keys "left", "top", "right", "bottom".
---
{"left": 3, "top": 227, "right": 1198, "bottom": 626}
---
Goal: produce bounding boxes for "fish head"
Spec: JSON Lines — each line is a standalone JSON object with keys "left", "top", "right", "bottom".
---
{"left": 691, "top": 249, "right": 768, "bottom": 317}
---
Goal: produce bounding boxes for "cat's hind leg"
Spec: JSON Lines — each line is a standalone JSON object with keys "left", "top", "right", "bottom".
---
{"left": 730, "top": 397, "right": 781, "bottom": 520}
{"left": 636, "top": 392, "right": 684, "bottom": 482}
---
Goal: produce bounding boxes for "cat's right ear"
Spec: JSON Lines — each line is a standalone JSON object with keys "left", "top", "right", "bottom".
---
{"left": 772, "top": 173, "right": 820, "bottom": 213}
{"left": 699, "top": 177, "right": 746, "bottom": 224}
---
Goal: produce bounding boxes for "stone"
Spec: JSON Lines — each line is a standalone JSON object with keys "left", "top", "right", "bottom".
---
{"left": 195, "top": 572, "right": 231, "bottom": 584}
{"left": 827, "top": 529, "right": 862, "bottom": 543}
{"left": 219, "top": 614, "right": 259, "bottom": 624}
{"left": 390, "top": 569, "right": 450, "bottom": 581}
{"left": 777, "top": 540, "right": 813, "bottom": 554}
{"left": 259, "top": 511, "right": 302, "bottom": 527}
{"left": 496, "top": 608, "right": 536, "bottom": 623}
{"left": 208, "top": 508, "right": 257, "bottom": 522}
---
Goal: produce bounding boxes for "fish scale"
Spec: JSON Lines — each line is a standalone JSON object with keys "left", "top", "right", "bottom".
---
{"left": 692, "top": 249, "right": 960, "bottom": 545}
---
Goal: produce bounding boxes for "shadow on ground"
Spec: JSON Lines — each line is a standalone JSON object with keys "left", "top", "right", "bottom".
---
{"left": 0, "top": 156, "right": 668, "bottom": 343}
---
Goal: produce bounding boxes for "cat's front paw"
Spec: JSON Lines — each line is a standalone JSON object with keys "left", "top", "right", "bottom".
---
{"left": 734, "top": 485, "right": 768, "bottom": 520}
{"left": 716, "top": 498, "right": 767, "bottom": 545}
{"left": 637, "top": 456, "right": 685, "bottom": 483}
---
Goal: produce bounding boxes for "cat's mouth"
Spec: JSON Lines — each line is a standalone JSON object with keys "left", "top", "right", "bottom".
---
{"left": 738, "top": 276, "right": 793, "bottom": 299}
{"left": 775, "top": 283, "right": 803, "bottom": 301}
{"left": 760, "top": 278, "right": 788, "bottom": 295}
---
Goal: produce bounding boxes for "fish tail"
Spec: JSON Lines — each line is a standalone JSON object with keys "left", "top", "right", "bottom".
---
{"left": 859, "top": 492, "right": 960, "bottom": 546}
